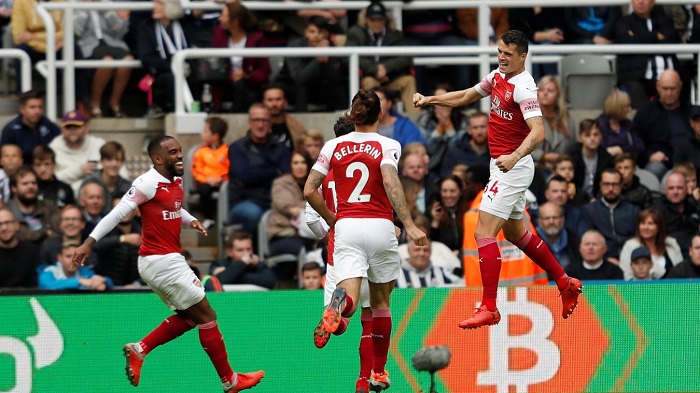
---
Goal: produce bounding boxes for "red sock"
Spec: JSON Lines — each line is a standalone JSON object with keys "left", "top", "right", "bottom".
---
{"left": 371, "top": 308, "right": 391, "bottom": 375}
{"left": 139, "top": 314, "right": 195, "bottom": 355}
{"left": 514, "top": 232, "right": 567, "bottom": 287}
{"left": 198, "top": 321, "right": 234, "bottom": 385}
{"left": 477, "top": 237, "right": 501, "bottom": 311}
{"left": 342, "top": 295, "right": 356, "bottom": 317}
{"left": 359, "top": 311, "right": 373, "bottom": 380}
{"left": 333, "top": 317, "right": 349, "bottom": 336}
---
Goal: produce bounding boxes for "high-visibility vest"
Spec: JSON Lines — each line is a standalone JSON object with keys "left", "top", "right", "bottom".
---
{"left": 462, "top": 190, "right": 549, "bottom": 286}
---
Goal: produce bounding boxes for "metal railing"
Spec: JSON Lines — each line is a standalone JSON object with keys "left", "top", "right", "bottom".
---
{"left": 34, "top": 0, "right": 697, "bottom": 119}
{"left": 0, "top": 49, "right": 32, "bottom": 93}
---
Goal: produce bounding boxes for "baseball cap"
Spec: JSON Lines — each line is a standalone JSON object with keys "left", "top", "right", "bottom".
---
{"left": 691, "top": 105, "right": 700, "bottom": 120}
{"left": 61, "top": 110, "right": 87, "bottom": 127}
{"left": 630, "top": 246, "right": 651, "bottom": 262}
{"left": 366, "top": 2, "right": 387, "bottom": 19}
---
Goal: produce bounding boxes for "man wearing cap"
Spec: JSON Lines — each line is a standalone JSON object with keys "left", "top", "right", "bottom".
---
{"left": 346, "top": 1, "right": 418, "bottom": 113}
{"left": 673, "top": 105, "right": 700, "bottom": 180}
{"left": 627, "top": 246, "right": 655, "bottom": 281}
{"left": 49, "top": 110, "right": 106, "bottom": 195}
{"left": 0, "top": 90, "right": 61, "bottom": 164}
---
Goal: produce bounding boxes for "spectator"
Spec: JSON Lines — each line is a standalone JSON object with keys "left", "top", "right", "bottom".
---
{"left": 6, "top": 166, "right": 60, "bottom": 245}
{"left": 228, "top": 103, "right": 290, "bottom": 236}
{"left": 615, "top": 152, "right": 654, "bottom": 209}
{"left": 138, "top": 0, "right": 191, "bottom": 116}
{"left": 400, "top": 151, "right": 437, "bottom": 216}
{"left": 544, "top": 174, "right": 587, "bottom": 237}
{"left": 571, "top": 119, "right": 613, "bottom": 203}
{"left": 295, "top": 0, "right": 347, "bottom": 35}
{"left": 275, "top": 16, "right": 347, "bottom": 112}
{"left": 299, "top": 129, "right": 324, "bottom": 161}
{"left": 75, "top": 5, "right": 132, "bottom": 117}
{"left": 0, "top": 144, "right": 24, "bottom": 204}
{"left": 566, "top": 230, "right": 624, "bottom": 280}
{"left": 597, "top": 88, "right": 645, "bottom": 159}
{"left": 0, "top": 207, "right": 39, "bottom": 288}
{"left": 0, "top": 0, "right": 10, "bottom": 36}
{"left": 619, "top": 208, "right": 683, "bottom": 280}
{"left": 536, "top": 202, "right": 581, "bottom": 273}
{"left": 39, "top": 204, "right": 90, "bottom": 266}
{"left": 32, "top": 145, "right": 75, "bottom": 209}
{"left": 209, "top": 230, "right": 276, "bottom": 289}
{"left": 419, "top": 84, "right": 469, "bottom": 175}
{"left": 440, "top": 111, "right": 490, "bottom": 177}
{"left": 429, "top": 174, "right": 468, "bottom": 258}
{"left": 652, "top": 171, "right": 700, "bottom": 256}
{"left": 211, "top": 1, "right": 270, "bottom": 113}
{"left": 79, "top": 141, "right": 131, "bottom": 215}
{"left": 631, "top": 69, "right": 692, "bottom": 178}
{"left": 396, "top": 235, "right": 464, "bottom": 288}
{"left": 455, "top": 3, "right": 509, "bottom": 45}
{"left": 673, "top": 105, "right": 700, "bottom": 178}
{"left": 627, "top": 246, "right": 655, "bottom": 280}
{"left": 92, "top": 197, "right": 142, "bottom": 286}
{"left": 0, "top": 90, "right": 60, "bottom": 164}
{"left": 374, "top": 87, "right": 423, "bottom": 147}
{"left": 563, "top": 6, "right": 621, "bottom": 44}
{"left": 263, "top": 85, "right": 306, "bottom": 151}
{"left": 397, "top": 214, "right": 462, "bottom": 275}
{"left": 533, "top": 75, "right": 574, "bottom": 170}
{"left": 79, "top": 182, "right": 107, "bottom": 239}
{"left": 346, "top": 1, "right": 418, "bottom": 113}
{"left": 509, "top": 7, "right": 566, "bottom": 80}
{"left": 673, "top": 160, "right": 698, "bottom": 195}
{"left": 615, "top": 0, "right": 680, "bottom": 109}
{"left": 581, "top": 168, "right": 641, "bottom": 262}
{"left": 38, "top": 241, "right": 113, "bottom": 290}
{"left": 11, "top": 0, "right": 63, "bottom": 86}
{"left": 50, "top": 110, "right": 105, "bottom": 195}
{"left": 300, "top": 261, "right": 323, "bottom": 290}
{"left": 665, "top": 232, "right": 700, "bottom": 278}
{"left": 191, "top": 117, "right": 229, "bottom": 226}
{"left": 551, "top": 155, "right": 580, "bottom": 204}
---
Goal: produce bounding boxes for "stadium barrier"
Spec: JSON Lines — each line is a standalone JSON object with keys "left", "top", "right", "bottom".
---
{"left": 1, "top": 282, "right": 698, "bottom": 392}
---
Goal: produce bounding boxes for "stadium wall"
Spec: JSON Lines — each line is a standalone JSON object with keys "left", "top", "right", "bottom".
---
{"left": 0, "top": 283, "right": 697, "bottom": 393}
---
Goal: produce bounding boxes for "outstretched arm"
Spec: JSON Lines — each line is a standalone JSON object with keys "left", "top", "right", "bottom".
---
{"left": 413, "top": 87, "right": 483, "bottom": 109}
{"left": 381, "top": 165, "right": 427, "bottom": 246}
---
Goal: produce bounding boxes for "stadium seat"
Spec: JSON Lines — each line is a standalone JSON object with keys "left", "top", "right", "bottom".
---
{"left": 560, "top": 54, "right": 616, "bottom": 110}
{"left": 183, "top": 143, "right": 202, "bottom": 210}
{"left": 216, "top": 180, "right": 242, "bottom": 257}
{"left": 257, "top": 209, "right": 299, "bottom": 268}
{"left": 636, "top": 167, "right": 662, "bottom": 193}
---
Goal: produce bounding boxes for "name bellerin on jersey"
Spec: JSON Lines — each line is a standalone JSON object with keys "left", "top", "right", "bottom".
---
{"left": 333, "top": 144, "right": 381, "bottom": 161}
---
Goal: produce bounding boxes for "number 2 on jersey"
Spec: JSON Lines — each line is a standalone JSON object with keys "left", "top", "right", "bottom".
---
{"left": 346, "top": 162, "right": 371, "bottom": 203}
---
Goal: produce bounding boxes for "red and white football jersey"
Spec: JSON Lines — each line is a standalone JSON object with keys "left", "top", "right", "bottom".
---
{"left": 123, "top": 168, "right": 185, "bottom": 256}
{"left": 321, "top": 171, "right": 337, "bottom": 266}
{"left": 475, "top": 69, "right": 542, "bottom": 158}
{"left": 313, "top": 132, "right": 401, "bottom": 223}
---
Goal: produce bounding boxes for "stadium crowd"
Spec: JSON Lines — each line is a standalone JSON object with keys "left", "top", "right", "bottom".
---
{"left": 1, "top": 0, "right": 700, "bottom": 292}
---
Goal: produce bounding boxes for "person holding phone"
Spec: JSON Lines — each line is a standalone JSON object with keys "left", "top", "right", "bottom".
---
{"left": 430, "top": 174, "right": 469, "bottom": 258}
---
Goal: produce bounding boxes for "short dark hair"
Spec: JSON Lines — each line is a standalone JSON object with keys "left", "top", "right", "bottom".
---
{"left": 100, "top": 141, "right": 125, "bottom": 161}
{"left": 614, "top": 152, "right": 636, "bottom": 166}
{"left": 10, "top": 166, "right": 36, "bottom": 188}
{"left": 32, "top": 145, "right": 55, "bottom": 163}
{"left": 147, "top": 135, "right": 175, "bottom": 157}
{"left": 600, "top": 167, "right": 623, "bottom": 183}
{"left": 19, "top": 90, "right": 44, "bottom": 106}
{"left": 501, "top": 30, "right": 529, "bottom": 55}
{"left": 227, "top": 230, "right": 252, "bottom": 248}
{"left": 301, "top": 261, "right": 322, "bottom": 274}
{"left": 546, "top": 174, "right": 568, "bottom": 189}
{"left": 334, "top": 116, "right": 355, "bottom": 137}
{"left": 206, "top": 116, "right": 228, "bottom": 139}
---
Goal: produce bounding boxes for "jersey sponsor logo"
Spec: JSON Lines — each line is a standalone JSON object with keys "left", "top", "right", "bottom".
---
{"left": 491, "top": 97, "right": 514, "bottom": 121}
{"left": 162, "top": 210, "right": 182, "bottom": 220}
{"left": 521, "top": 98, "right": 540, "bottom": 112}
{"left": 333, "top": 144, "right": 381, "bottom": 161}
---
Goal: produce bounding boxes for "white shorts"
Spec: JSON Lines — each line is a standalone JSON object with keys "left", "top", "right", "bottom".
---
{"left": 138, "top": 253, "right": 205, "bottom": 311}
{"left": 480, "top": 156, "right": 535, "bottom": 220}
{"left": 334, "top": 218, "right": 400, "bottom": 284}
{"left": 324, "top": 264, "right": 370, "bottom": 308}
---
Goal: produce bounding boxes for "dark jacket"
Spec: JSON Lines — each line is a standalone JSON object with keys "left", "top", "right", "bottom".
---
{"left": 596, "top": 113, "right": 645, "bottom": 159}
{"left": 536, "top": 226, "right": 581, "bottom": 275}
{"left": 209, "top": 258, "right": 276, "bottom": 289}
{"left": 0, "top": 241, "right": 39, "bottom": 288}
{"left": 0, "top": 115, "right": 61, "bottom": 164}
{"left": 565, "top": 260, "right": 624, "bottom": 281}
{"left": 581, "top": 198, "right": 640, "bottom": 259}
{"left": 345, "top": 24, "right": 413, "bottom": 80}
{"left": 211, "top": 27, "right": 270, "bottom": 86}
{"left": 653, "top": 196, "right": 700, "bottom": 256}
{"left": 665, "top": 260, "right": 700, "bottom": 278}
{"left": 673, "top": 135, "right": 700, "bottom": 179}
{"left": 440, "top": 133, "right": 490, "bottom": 177}
{"left": 6, "top": 199, "right": 61, "bottom": 245}
{"left": 37, "top": 177, "right": 76, "bottom": 209}
{"left": 570, "top": 143, "right": 614, "bottom": 201}
{"left": 631, "top": 100, "right": 693, "bottom": 167}
{"left": 509, "top": 7, "right": 566, "bottom": 42}
{"left": 614, "top": 7, "right": 679, "bottom": 82}
{"left": 138, "top": 19, "right": 191, "bottom": 75}
{"left": 228, "top": 133, "right": 290, "bottom": 209}
{"left": 621, "top": 175, "right": 654, "bottom": 209}
{"left": 92, "top": 222, "right": 142, "bottom": 286}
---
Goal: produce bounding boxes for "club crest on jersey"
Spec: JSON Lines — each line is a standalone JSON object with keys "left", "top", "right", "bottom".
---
{"left": 505, "top": 90, "right": 512, "bottom": 101}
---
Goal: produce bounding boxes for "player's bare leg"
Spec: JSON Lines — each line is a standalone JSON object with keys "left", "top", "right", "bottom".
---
{"left": 459, "top": 211, "right": 505, "bottom": 330}
{"left": 503, "top": 219, "right": 584, "bottom": 319}
{"left": 182, "top": 298, "right": 264, "bottom": 392}
{"left": 368, "top": 281, "right": 394, "bottom": 392}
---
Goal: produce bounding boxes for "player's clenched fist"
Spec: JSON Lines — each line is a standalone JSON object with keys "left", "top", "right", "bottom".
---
{"left": 413, "top": 93, "right": 429, "bottom": 108}
{"left": 406, "top": 225, "right": 428, "bottom": 246}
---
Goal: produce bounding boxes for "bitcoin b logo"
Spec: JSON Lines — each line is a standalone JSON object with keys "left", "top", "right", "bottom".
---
{"left": 478, "top": 287, "right": 560, "bottom": 393}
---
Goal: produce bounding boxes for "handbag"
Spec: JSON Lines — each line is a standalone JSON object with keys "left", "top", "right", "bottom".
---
{"left": 138, "top": 74, "right": 155, "bottom": 105}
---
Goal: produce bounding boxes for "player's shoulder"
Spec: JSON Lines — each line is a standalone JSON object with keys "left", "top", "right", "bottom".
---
{"left": 511, "top": 71, "right": 537, "bottom": 90}
{"left": 132, "top": 167, "right": 162, "bottom": 190}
